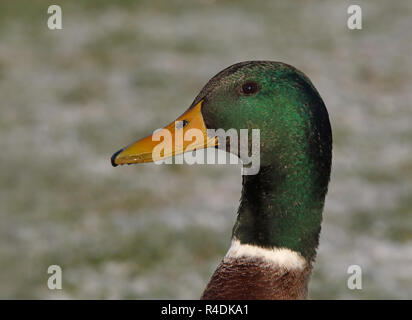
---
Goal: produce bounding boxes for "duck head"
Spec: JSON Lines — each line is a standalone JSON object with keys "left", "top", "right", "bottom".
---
{"left": 112, "top": 61, "right": 332, "bottom": 264}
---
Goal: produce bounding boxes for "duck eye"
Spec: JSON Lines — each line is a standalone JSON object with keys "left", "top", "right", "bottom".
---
{"left": 241, "top": 82, "right": 259, "bottom": 95}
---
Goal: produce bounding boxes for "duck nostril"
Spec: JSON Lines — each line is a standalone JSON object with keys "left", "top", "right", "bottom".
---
{"left": 175, "top": 120, "right": 189, "bottom": 129}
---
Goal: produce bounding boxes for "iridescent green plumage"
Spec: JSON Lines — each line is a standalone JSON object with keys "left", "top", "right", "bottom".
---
{"left": 195, "top": 61, "right": 332, "bottom": 262}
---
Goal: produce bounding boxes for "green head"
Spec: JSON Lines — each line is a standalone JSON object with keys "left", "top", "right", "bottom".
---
{"left": 112, "top": 61, "right": 332, "bottom": 263}
{"left": 192, "top": 61, "right": 332, "bottom": 262}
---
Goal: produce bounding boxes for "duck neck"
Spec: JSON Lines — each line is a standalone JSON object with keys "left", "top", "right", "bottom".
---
{"left": 233, "top": 159, "right": 327, "bottom": 263}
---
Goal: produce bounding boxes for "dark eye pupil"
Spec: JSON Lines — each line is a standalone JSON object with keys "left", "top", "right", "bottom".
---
{"left": 242, "top": 82, "right": 259, "bottom": 95}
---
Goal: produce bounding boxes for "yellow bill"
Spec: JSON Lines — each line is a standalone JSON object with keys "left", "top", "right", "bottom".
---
{"left": 111, "top": 101, "right": 218, "bottom": 166}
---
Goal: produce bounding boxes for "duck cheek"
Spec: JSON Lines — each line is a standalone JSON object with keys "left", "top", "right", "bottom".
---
{"left": 200, "top": 104, "right": 216, "bottom": 130}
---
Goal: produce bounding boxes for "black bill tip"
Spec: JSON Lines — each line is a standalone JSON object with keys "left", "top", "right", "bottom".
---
{"left": 111, "top": 148, "right": 124, "bottom": 167}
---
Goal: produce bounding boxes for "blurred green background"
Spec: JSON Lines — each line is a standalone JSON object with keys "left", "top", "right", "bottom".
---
{"left": 0, "top": 0, "right": 411, "bottom": 299}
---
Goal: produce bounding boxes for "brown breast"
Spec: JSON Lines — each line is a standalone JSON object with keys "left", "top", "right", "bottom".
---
{"left": 201, "top": 256, "right": 312, "bottom": 300}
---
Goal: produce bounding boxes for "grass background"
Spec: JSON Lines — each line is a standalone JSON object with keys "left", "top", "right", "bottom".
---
{"left": 0, "top": 0, "right": 411, "bottom": 299}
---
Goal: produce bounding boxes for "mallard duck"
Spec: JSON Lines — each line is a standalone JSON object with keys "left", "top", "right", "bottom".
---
{"left": 111, "top": 61, "right": 332, "bottom": 299}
